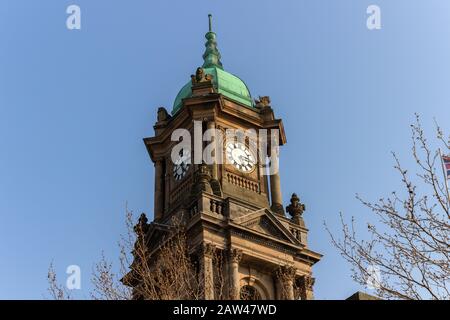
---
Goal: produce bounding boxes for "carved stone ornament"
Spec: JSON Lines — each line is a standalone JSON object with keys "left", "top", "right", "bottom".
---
{"left": 254, "top": 96, "right": 271, "bottom": 108}
{"left": 134, "top": 213, "right": 149, "bottom": 233}
{"left": 229, "top": 248, "right": 243, "bottom": 263}
{"left": 201, "top": 243, "right": 216, "bottom": 258}
{"left": 197, "top": 162, "right": 212, "bottom": 191}
{"left": 191, "top": 67, "right": 213, "bottom": 84}
{"left": 280, "top": 265, "right": 297, "bottom": 280}
{"left": 157, "top": 107, "right": 171, "bottom": 122}
{"left": 133, "top": 213, "right": 150, "bottom": 251}
{"left": 298, "top": 275, "right": 315, "bottom": 290}
{"left": 286, "top": 193, "right": 305, "bottom": 220}
{"left": 188, "top": 162, "right": 213, "bottom": 196}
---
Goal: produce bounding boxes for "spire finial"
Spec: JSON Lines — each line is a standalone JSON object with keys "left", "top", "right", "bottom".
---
{"left": 202, "top": 14, "right": 223, "bottom": 70}
{"left": 208, "top": 14, "right": 212, "bottom": 32}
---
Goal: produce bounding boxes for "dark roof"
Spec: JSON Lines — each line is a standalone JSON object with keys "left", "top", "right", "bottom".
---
{"left": 346, "top": 291, "right": 380, "bottom": 300}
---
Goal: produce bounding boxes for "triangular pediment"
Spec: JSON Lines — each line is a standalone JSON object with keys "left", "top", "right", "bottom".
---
{"left": 231, "top": 209, "right": 300, "bottom": 245}
{"left": 146, "top": 222, "right": 173, "bottom": 252}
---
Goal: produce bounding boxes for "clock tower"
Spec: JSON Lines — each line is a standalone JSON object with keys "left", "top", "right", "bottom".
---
{"left": 132, "top": 15, "right": 322, "bottom": 300}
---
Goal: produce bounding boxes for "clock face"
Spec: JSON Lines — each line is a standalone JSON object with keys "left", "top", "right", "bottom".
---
{"left": 173, "top": 149, "right": 191, "bottom": 181}
{"left": 226, "top": 142, "right": 256, "bottom": 173}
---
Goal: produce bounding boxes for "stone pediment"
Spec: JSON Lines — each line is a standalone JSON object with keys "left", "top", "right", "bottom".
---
{"left": 145, "top": 222, "right": 173, "bottom": 252}
{"left": 231, "top": 209, "right": 300, "bottom": 245}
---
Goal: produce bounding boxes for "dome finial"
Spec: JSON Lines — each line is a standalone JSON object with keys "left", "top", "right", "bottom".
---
{"left": 208, "top": 14, "right": 212, "bottom": 32}
{"left": 202, "top": 14, "right": 224, "bottom": 70}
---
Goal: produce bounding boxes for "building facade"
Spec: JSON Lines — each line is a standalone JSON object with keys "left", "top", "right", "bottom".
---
{"left": 127, "top": 15, "right": 322, "bottom": 300}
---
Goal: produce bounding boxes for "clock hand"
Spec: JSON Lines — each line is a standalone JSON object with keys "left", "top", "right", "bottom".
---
{"left": 239, "top": 155, "right": 252, "bottom": 163}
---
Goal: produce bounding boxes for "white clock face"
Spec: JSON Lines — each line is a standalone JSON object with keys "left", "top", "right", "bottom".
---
{"left": 173, "top": 149, "right": 191, "bottom": 181}
{"left": 226, "top": 142, "right": 256, "bottom": 173}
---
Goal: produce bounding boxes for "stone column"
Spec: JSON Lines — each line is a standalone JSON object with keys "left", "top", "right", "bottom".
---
{"left": 206, "top": 121, "right": 218, "bottom": 180}
{"left": 274, "top": 278, "right": 283, "bottom": 300}
{"left": 199, "top": 243, "right": 216, "bottom": 300}
{"left": 284, "top": 274, "right": 295, "bottom": 300}
{"left": 268, "top": 142, "right": 284, "bottom": 215}
{"left": 164, "top": 160, "right": 170, "bottom": 215}
{"left": 277, "top": 266, "right": 296, "bottom": 300}
{"left": 229, "top": 248, "right": 243, "bottom": 299}
{"left": 270, "top": 173, "right": 284, "bottom": 215}
{"left": 154, "top": 160, "right": 164, "bottom": 220}
{"left": 298, "top": 275, "right": 315, "bottom": 300}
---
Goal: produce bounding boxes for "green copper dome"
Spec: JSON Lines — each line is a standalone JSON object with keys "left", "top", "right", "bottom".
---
{"left": 172, "top": 15, "right": 254, "bottom": 115}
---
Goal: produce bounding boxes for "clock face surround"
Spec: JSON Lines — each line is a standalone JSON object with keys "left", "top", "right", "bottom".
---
{"left": 226, "top": 141, "right": 256, "bottom": 173}
{"left": 173, "top": 149, "right": 191, "bottom": 181}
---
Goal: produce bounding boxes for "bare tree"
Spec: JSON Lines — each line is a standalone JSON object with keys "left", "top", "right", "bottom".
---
{"left": 90, "top": 251, "right": 131, "bottom": 300}
{"left": 48, "top": 208, "right": 226, "bottom": 300}
{"left": 326, "top": 114, "right": 449, "bottom": 300}
{"left": 47, "top": 262, "right": 73, "bottom": 300}
{"left": 123, "top": 213, "right": 205, "bottom": 300}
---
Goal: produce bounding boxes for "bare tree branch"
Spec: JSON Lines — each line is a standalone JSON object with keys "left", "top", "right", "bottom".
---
{"left": 47, "top": 207, "right": 227, "bottom": 300}
{"left": 326, "top": 114, "right": 450, "bottom": 300}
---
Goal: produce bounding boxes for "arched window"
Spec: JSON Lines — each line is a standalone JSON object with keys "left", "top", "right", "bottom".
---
{"left": 240, "top": 285, "right": 262, "bottom": 300}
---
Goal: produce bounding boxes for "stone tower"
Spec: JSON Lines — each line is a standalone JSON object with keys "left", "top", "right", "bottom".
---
{"left": 128, "top": 15, "right": 322, "bottom": 300}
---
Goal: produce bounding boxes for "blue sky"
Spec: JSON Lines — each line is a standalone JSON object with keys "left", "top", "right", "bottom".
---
{"left": 1, "top": 0, "right": 449, "bottom": 299}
